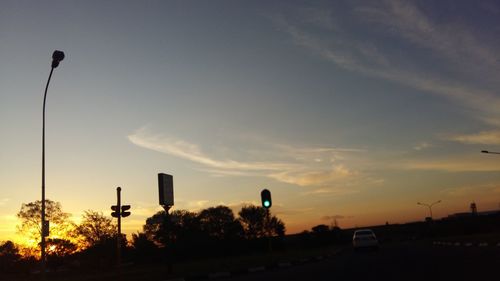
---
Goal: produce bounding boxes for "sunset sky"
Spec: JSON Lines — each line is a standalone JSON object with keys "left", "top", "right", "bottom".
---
{"left": 1, "top": 0, "right": 500, "bottom": 244}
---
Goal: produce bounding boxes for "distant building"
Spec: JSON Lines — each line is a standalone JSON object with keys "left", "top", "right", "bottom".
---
{"left": 447, "top": 210, "right": 499, "bottom": 219}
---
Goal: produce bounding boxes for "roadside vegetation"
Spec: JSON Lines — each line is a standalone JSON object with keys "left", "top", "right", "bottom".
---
{"left": 2, "top": 199, "right": 499, "bottom": 280}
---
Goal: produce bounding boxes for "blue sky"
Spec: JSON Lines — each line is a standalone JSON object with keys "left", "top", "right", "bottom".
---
{"left": 1, "top": 0, "right": 500, "bottom": 242}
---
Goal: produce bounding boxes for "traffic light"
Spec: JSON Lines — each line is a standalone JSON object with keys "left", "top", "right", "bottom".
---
{"left": 261, "top": 189, "right": 272, "bottom": 209}
{"left": 121, "top": 205, "right": 131, "bottom": 217}
{"left": 111, "top": 205, "right": 120, "bottom": 217}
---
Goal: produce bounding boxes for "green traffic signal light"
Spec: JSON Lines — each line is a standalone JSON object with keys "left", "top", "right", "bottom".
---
{"left": 261, "top": 189, "right": 272, "bottom": 209}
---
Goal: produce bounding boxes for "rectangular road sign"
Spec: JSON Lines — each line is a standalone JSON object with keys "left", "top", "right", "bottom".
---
{"left": 158, "top": 173, "right": 174, "bottom": 206}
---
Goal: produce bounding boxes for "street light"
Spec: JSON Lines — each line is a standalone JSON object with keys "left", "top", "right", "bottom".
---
{"left": 41, "top": 50, "right": 65, "bottom": 274}
{"left": 417, "top": 200, "right": 441, "bottom": 220}
{"left": 481, "top": 150, "right": 500, "bottom": 155}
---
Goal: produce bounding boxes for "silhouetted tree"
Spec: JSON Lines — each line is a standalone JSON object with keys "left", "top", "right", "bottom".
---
{"left": 198, "top": 206, "right": 243, "bottom": 240}
{"left": 131, "top": 232, "right": 159, "bottom": 263}
{"left": 238, "top": 205, "right": 285, "bottom": 239}
{"left": 311, "top": 224, "right": 331, "bottom": 245}
{"left": 238, "top": 206, "right": 266, "bottom": 239}
{"left": 16, "top": 200, "right": 74, "bottom": 254}
{"left": 46, "top": 238, "right": 77, "bottom": 257}
{"left": 312, "top": 224, "right": 329, "bottom": 234}
{"left": 74, "top": 210, "right": 116, "bottom": 248}
{"left": 143, "top": 210, "right": 203, "bottom": 246}
{"left": 46, "top": 238, "right": 77, "bottom": 270}
{"left": 75, "top": 236, "right": 117, "bottom": 269}
{"left": 267, "top": 215, "right": 286, "bottom": 237}
{"left": 0, "top": 241, "right": 21, "bottom": 272}
{"left": 143, "top": 210, "right": 169, "bottom": 246}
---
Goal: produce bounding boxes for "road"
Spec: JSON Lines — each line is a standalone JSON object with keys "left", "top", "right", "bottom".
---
{"left": 227, "top": 241, "right": 500, "bottom": 281}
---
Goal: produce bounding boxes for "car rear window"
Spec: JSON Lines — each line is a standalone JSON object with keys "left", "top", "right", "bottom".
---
{"left": 356, "top": 230, "right": 374, "bottom": 235}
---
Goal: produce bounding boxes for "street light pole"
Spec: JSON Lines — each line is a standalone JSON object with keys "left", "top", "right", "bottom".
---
{"left": 41, "top": 50, "right": 65, "bottom": 276}
{"left": 417, "top": 200, "right": 441, "bottom": 220}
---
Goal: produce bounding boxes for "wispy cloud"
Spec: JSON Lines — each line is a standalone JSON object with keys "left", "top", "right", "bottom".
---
{"left": 0, "top": 198, "right": 10, "bottom": 206}
{"left": 128, "top": 129, "right": 295, "bottom": 172}
{"left": 447, "top": 130, "right": 500, "bottom": 145}
{"left": 271, "top": 0, "right": 500, "bottom": 126}
{"left": 356, "top": 0, "right": 499, "bottom": 72}
{"left": 441, "top": 182, "right": 500, "bottom": 198}
{"left": 270, "top": 165, "right": 354, "bottom": 187}
{"left": 400, "top": 155, "right": 500, "bottom": 172}
{"left": 128, "top": 127, "right": 359, "bottom": 187}
{"left": 301, "top": 187, "right": 359, "bottom": 196}
{"left": 413, "top": 142, "right": 432, "bottom": 151}
{"left": 321, "top": 215, "right": 353, "bottom": 221}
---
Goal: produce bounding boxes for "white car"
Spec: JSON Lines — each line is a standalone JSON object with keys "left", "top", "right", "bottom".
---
{"left": 353, "top": 229, "right": 379, "bottom": 250}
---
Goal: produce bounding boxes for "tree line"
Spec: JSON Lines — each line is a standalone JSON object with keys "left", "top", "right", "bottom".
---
{"left": 1, "top": 200, "right": 286, "bottom": 273}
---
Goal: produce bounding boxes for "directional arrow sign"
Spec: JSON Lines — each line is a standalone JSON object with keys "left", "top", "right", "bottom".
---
{"left": 111, "top": 205, "right": 120, "bottom": 217}
{"left": 121, "top": 205, "right": 131, "bottom": 217}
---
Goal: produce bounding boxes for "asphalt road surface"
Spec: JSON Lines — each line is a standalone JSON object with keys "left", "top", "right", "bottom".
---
{"left": 227, "top": 241, "right": 500, "bottom": 281}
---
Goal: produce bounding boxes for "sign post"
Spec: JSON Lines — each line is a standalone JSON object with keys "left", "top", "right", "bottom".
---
{"left": 158, "top": 173, "right": 174, "bottom": 273}
{"left": 111, "top": 187, "right": 131, "bottom": 270}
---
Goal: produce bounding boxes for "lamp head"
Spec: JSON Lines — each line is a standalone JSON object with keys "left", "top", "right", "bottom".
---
{"left": 51, "top": 50, "right": 65, "bottom": 68}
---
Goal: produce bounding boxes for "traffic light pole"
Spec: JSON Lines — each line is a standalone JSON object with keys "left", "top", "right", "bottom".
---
{"left": 265, "top": 209, "right": 272, "bottom": 253}
{"left": 260, "top": 189, "right": 273, "bottom": 253}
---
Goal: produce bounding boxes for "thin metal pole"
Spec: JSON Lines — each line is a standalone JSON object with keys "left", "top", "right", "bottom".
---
{"left": 41, "top": 66, "right": 54, "bottom": 277}
{"left": 162, "top": 205, "right": 173, "bottom": 274}
{"left": 418, "top": 201, "right": 441, "bottom": 220}
{"left": 265, "top": 209, "right": 272, "bottom": 252}
{"left": 116, "top": 187, "right": 122, "bottom": 268}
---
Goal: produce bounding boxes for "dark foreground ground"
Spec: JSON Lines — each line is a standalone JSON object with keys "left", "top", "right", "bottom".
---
{"left": 6, "top": 239, "right": 499, "bottom": 281}
{"left": 227, "top": 240, "right": 500, "bottom": 281}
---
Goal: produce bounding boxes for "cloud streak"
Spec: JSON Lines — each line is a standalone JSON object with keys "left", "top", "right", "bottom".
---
{"left": 270, "top": 165, "right": 354, "bottom": 187}
{"left": 413, "top": 142, "right": 432, "bottom": 151}
{"left": 400, "top": 155, "right": 500, "bottom": 172}
{"left": 128, "top": 128, "right": 359, "bottom": 187}
{"left": 129, "top": 131, "right": 295, "bottom": 172}
{"left": 271, "top": 0, "right": 500, "bottom": 125}
{"left": 0, "top": 198, "right": 9, "bottom": 206}
{"left": 447, "top": 130, "right": 500, "bottom": 145}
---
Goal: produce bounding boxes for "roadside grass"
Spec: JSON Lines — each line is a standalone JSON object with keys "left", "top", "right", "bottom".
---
{"left": 43, "top": 244, "right": 342, "bottom": 281}
{"left": 433, "top": 232, "right": 500, "bottom": 245}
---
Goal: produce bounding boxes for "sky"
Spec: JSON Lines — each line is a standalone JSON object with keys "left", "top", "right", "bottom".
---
{"left": 1, "top": 0, "right": 500, "bottom": 243}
